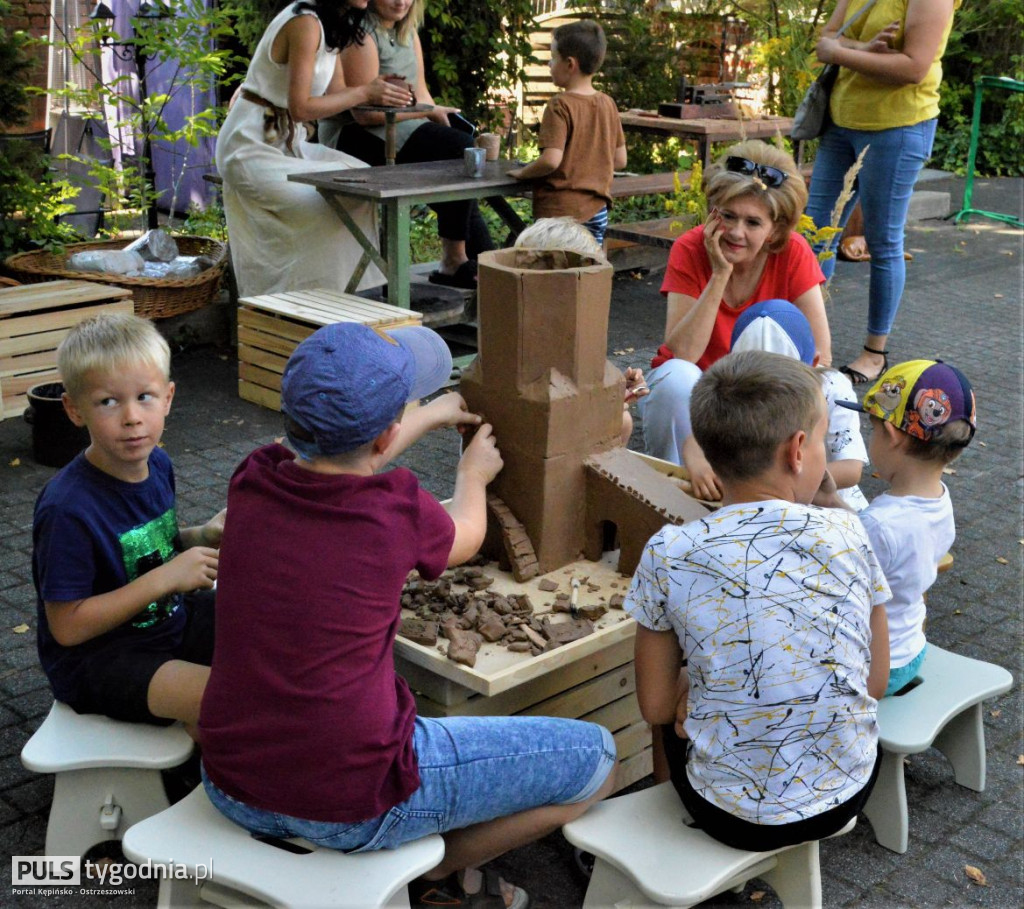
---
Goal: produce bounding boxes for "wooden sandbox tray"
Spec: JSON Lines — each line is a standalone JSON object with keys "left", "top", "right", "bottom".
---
{"left": 394, "top": 551, "right": 653, "bottom": 791}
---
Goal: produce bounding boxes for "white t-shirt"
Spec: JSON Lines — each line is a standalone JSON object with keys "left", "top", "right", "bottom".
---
{"left": 859, "top": 485, "right": 954, "bottom": 669}
{"left": 626, "top": 501, "right": 890, "bottom": 826}
{"left": 822, "top": 368, "right": 869, "bottom": 510}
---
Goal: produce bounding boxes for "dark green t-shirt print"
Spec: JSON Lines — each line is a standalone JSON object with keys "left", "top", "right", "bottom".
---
{"left": 119, "top": 507, "right": 182, "bottom": 629}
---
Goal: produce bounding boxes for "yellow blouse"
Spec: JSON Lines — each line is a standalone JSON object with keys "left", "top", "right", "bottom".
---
{"left": 829, "top": 0, "right": 961, "bottom": 130}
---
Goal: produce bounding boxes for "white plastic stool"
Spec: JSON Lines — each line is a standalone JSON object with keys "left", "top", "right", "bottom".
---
{"left": 864, "top": 645, "right": 1013, "bottom": 853}
{"left": 122, "top": 785, "right": 446, "bottom": 908}
{"left": 20, "top": 700, "right": 195, "bottom": 857}
{"left": 563, "top": 782, "right": 855, "bottom": 908}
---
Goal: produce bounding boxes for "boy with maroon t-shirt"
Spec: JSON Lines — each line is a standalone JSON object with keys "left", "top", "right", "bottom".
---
{"left": 199, "top": 323, "right": 615, "bottom": 907}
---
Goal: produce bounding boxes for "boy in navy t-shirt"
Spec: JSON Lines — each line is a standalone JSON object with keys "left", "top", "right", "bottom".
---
{"left": 33, "top": 313, "right": 224, "bottom": 732}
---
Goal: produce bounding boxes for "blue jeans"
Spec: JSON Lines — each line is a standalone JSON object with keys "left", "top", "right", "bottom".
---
{"left": 203, "top": 715, "right": 615, "bottom": 852}
{"left": 805, "top": 119, "right": 937, "bottom": 338}
{"left": 581, "top": 206, "right": 610, "bottom": 246}
{"left": 638, "top": 358, "right": 702, "bottom": 464}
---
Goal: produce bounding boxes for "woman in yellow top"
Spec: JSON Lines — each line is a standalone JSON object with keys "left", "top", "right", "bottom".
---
{"left": 806, "top": 0, "right": 960, "bottom": 385}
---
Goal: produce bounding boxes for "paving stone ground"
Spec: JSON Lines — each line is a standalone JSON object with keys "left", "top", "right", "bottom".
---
{"left": 0, "top": 175, "right": 1020, "bottom": 907}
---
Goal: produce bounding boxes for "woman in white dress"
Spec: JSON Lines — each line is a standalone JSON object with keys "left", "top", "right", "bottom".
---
{"left": 217, "top": 0, "right": 413, "bottom": 297}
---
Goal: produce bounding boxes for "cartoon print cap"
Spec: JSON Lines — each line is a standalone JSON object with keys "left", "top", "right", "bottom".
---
{"left": 730, "top": 299, "right": 816, "bottom": 365}
{"left": 837, "top": 359, "right": 977, "bottom": 442}
{"left": 281, "top": 322, "right": 452, "bottom": 458}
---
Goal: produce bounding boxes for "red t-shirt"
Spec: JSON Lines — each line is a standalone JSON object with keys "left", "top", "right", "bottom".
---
{"left": 199, "top": 444, "right": 455, "bottom": 823}
{"left": 654, "top": 225, "right": 825, "bottom": 371}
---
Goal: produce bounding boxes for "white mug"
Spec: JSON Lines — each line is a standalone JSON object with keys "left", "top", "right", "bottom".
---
{"left": 463, "top": 147, "right": 486, "bottom": 178}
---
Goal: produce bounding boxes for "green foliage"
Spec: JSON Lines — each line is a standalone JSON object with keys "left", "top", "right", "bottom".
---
{"left": 0, "top": 3, "right": 81, "bottom": 257}
{"left": 737, "top": 0, "right": 830, "bottom": 116}
{"left": 421, "top": 0, "right": 536, "bottom": 131}
{"left": 182, "top": 198, "right": 228, "bottom": 242}
{"left": 43, "top": 0, "right": 242, "bottom": 233}
{"left": 222, "top": 0, "right": 279, "bottom": 56}
{"left": 930, "top": 0, "right": 1023, "bottom": 177}
{"left": 0, "top": 139, "right": 81, "bottom": 258}
{"left": 0, "top": 0, "right": 33, "bottom": 127}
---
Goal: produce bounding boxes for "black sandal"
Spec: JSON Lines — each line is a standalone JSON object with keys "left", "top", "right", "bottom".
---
{"left": 839, "top": 345, "right": 889, "bottom": 385}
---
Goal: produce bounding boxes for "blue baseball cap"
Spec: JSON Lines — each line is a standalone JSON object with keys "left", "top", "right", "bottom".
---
{"left": 730, "top": 299, "right": 816, "bottom": 365}
{"left": 281, "top": 323, "right": 452, "bottom": 457}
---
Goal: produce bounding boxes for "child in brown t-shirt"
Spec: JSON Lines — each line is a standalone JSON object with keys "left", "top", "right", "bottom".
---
{"left": 508, "top": 20, "right": 626, "bottom": 246}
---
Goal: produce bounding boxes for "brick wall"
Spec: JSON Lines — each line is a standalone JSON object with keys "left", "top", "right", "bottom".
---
{"left": 7, "top": 0, "right": 54, "bottom": 131}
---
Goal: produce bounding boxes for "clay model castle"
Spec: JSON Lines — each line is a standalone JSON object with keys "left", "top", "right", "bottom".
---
{"left": 459, "top": 247, "right": 707, "bottom": 581}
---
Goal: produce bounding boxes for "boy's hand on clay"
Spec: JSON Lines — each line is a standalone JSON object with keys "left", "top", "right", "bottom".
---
{"left": 682, "top": 435, "right": 722, "bottom": 502}
{"left": 428, "top": 392, "right": 481, "bottom": 433}
{"left": 163, "top": 546, "right": 219, "bottom": 593}
{"left": 199, "top": 507, "right": 227, "bottom": 548}
{"left": 623, "top": 367, "right": 649, "bottom": 402}
{"left": 460, "top": 423, "right": 503, "bottom": 484}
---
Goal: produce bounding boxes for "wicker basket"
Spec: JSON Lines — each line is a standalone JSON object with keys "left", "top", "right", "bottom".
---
{"left": 3, "top": 236, "right": 227, "bottom": 320}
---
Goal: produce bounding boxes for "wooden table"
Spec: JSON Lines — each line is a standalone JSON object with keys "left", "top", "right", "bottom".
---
{"left": 394, "top": 550, "right": 653, "bottom": 791}
{"left": 619, "top": 111, "right": 797, "bottom": 169}
{"left": 354, "top": 103, "right": 433, "bottom": 165}
{"left": 289, "top": 158, "right": 528, "bottom": 309}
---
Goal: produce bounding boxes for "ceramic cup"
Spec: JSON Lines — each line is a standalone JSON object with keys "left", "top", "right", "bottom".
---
{"left": 475, "top": 133, "right": 501, "bottom": 161}
{"left": 463, "top": 147, "right": 486, "bottom": 178}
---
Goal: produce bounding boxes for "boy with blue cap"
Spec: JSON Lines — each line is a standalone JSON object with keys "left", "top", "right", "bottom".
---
{"left": 682, "top": 299, "right": 868, "bottom": 509}
{"left": 836, "top": 359, "right": 977, "bottom": 696}
{"left": 199, "top": 323, "right": 616, "bottom": 909}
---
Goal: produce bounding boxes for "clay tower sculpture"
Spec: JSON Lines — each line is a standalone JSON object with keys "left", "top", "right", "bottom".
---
{"left": 460, "top": 248, "right": 706, "bottom": 580}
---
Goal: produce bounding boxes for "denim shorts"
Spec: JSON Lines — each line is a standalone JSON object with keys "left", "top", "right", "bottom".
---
{"left": 203, "top": 714, "right": 615, "bottom": 852}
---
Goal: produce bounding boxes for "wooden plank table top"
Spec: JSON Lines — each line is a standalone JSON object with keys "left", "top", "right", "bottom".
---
{"left": 395, "top": 550, "right": 636, "bottom": 700}
{"left": 0, "top": 279, "right": 132, "bottom": 319}
{"left": 289, "top": 159, "right": 528, "bottom": 309}
{"left": 619, "top": 111, "right": 796, "bottom": 168}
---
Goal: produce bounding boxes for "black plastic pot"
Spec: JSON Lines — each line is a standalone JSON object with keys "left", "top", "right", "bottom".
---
{"left": 24, "top": 382, "right": 89, "bottom": 469}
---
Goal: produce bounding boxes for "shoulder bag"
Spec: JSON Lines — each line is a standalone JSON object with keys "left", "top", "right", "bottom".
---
{"left": 792, "top": 0, "right": 880, "bottom": 141}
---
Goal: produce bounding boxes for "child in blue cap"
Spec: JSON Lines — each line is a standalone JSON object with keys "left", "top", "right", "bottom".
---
{"left": 199, "top": 322, "right": 616, "bottom": 909}
{"left": 682, "top": 299, "right": 868, "bottom": 508}
{"left": 835, "top": 359, "right": 977, "bottom": 696}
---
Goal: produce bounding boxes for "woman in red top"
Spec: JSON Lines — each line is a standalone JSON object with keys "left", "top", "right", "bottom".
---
{"left": 640, "top": 141, "right": 828, "bottom": 490}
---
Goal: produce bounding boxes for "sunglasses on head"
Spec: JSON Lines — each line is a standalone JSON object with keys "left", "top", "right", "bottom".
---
{"left": 724, "top": 156, "right": 789, "bottom": 188}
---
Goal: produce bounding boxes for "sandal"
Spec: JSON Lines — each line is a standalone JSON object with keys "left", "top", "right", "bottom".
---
{"left": 839, "top": 345, "right": 889, "bottom": 385}
{"left": 410, "top": 869, "right": 530, "bottom": 909}
{"left": 428, "top": 260, "right": 478, "bottom": 290}
{"left": 838, "top": 235, "right": 871, "bottom": 262}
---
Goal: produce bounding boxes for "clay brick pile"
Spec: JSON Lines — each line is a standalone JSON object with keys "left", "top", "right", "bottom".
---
{"left": 398, "top": 560, "right": 627, "bottom": 668}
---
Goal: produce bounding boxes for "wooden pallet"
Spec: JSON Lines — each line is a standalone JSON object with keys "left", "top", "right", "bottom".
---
{"left": 237, "top": 289, "right": 423, "bottom": 411}
{"left": 394, "top": 552, "right": 652, "bottom": 791}
{"left": 0, "top": 280, "right": 133, "bottom": 420}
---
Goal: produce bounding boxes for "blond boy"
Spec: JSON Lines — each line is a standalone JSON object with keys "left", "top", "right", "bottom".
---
{"left": 33, "top": 313, "right": 224, "bottom": 731}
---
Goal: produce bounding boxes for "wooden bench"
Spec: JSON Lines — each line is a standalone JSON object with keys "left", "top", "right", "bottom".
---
{"left": 237, "top": 289, "right": 422, "bottom": 411}
{"left": 21, "top": 701, "right": 194, "bottom": 857}
{"left": 564, "top": 782, "right": 855, "bottom": 908}
{"left": 0, "top": 280, "right": 133, "bottom": 420}
{"left": 123, "top": 785, "right": 444, "bottom": 908}
{"left": 863, "top": 645, "right": 1013, "bottom": 854}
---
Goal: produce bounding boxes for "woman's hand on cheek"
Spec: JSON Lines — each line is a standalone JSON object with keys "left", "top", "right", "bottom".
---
{"left": 704, "top": 210, "right": 732, "bottom": 274}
